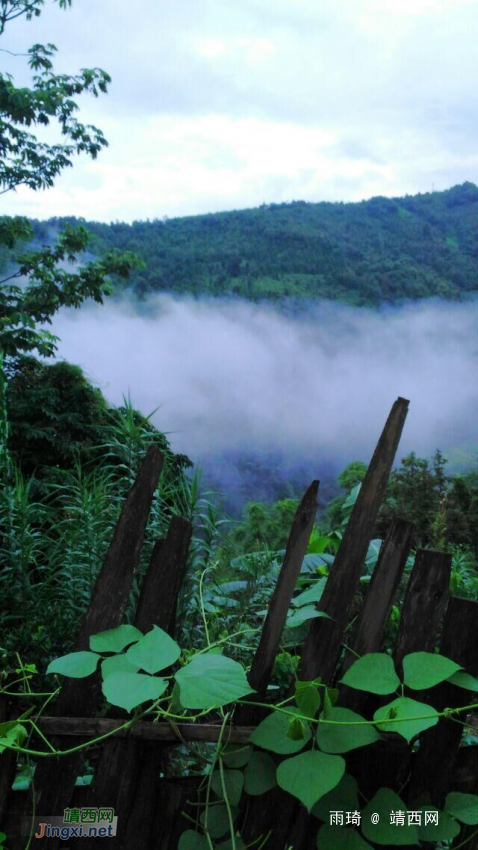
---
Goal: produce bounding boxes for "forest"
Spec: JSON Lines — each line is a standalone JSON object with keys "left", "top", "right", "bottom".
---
{"left": 1, "top": 1, "right": 477, "bottom": 849}
{"left": 16, "top": 180, "right": 478, "bottom": 305}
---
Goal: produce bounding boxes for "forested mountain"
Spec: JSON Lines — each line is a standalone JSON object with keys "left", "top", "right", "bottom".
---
{"left": 26, "top": 181, "right": 478, "bottom": 305}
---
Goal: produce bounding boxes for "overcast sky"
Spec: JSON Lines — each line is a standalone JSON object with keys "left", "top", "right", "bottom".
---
{"left": 3, "top": 0, "right": 478, "bottom": 222}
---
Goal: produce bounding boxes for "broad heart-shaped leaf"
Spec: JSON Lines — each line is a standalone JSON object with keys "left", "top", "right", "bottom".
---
{"left": 295, "top": 681, "right": 321, "bottom": 719}
{"left": 417, "top": 808, "right": 461, "bottom": 841}
{"left": 178, "top": 830, "right": 209, "bottom": 850}
{"left": 402, "top": 652, "right": 462, "bottom": 690}
{"left": 292, "top": 579, "right": 327, "bottom": 608}
{"left": 126, "top": 625, "right": 181, "bottom": 674}
{"left": 286, "top": 606, "right": 331, "bottom": 629}
{"left": 200, "top": 804, "right": 237, "bottom": 839}
{"left": 250, "top": 707, "right": 311, "bottom": 754}
{"left": 277, "top": 750, "right": 345, "bottom": 812}
{"left": 316, "top": 707, "right": 380, "bottom": 753}
{"left": 317, "top": 825, "right": 373, "bottom": 850}
{"left": 373, "top": 697, "right": 439, "bottom": 743}
{"left": 312, "top": 774, "right": 359, "bottom": 822}
{"left": 244, "top": 751, "right": 277, "bottom": 796}
{"left": 447, "top": 671, "right": 478, "bottom": 692}
{"left": 175, "top": 654, "right": 253, "bottom": 710}
{"left": 340, "top": 653, "right": 400, "bottom": 695}
{"left": 362, "top": 788, "right": 418, "bottom": 845}
{"left": 46, "top": 651, "right": 100, "bottom": 679}
{"left": 102, "top": 672, "right": 167, "bottom": 712}
{"left": 90, "top": 624, "right": 142, "bottom": 653}
{"left": 445, "top": 792, "right": 478, "bottom": 825}
{"left": 101, "top": 654, "right": 139, "bottom": 680}
{"left": 210, "top": 769, "right": 244, "bottom": 806}
{"left": 222, "top": 744, "right": 252, "bottom": 768}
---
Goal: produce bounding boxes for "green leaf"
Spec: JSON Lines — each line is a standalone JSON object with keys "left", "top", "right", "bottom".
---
{"left": 373, "top": 697, "right": 439, "bottom": 743}
{"left": 101, "top": 654, "right": 139, "bottom": 679}
{"left": 126, "top": 625, "right": 181, "bottom": 674}
{"left": 417, "top": 808, "right": 461, "bottom": 841}
{"left": 445, "top": 792, "right": 478, "bottom": 825}
{"left": 447, "top": 671, "right": 478, "bottom": 692}
{"left": 102, "top": 672, "right": 167, "bottom": 712}
{"left": 362, "top": 788, "right": 418, "bottom": 845}
{"left": 402, "top": 652, "right": 462, "bottom": 690}
{"left": 244, "top": 752, "right": 277, "bottom": 795}
{"left": 0, "top": 724, "right": 27, "bottom": 754}
{"left": 175, "top": 654, "right": 253, "bottom": 710}
{"left": 251, "top": 708, "right": 311, "bottom": 754}
{"left": 90, "top": 624, "right": 143, "bottom": 653}
{"left": 317, "top": 825, "right": 373, "bottom": 849}
{"left": 277, "top": 750, "right": 345, "bottom": 812}
{"left": 200, "top": 805, "right": 235, "bottom": 839}
{"left": 316, "top": 707, "right": 380, "bottom": 753}
{"left": 295, "top": 681, "right": 321, "bottom": 719}
{"left": 46, "top": 651, "right": 100, "bottom": 678}
{"left": 178, "top": 830, "right": 209, "bottom": 850}
{"left": 311, "top": 774, "right": 359, "bottom": 821}
{"left": 222, "top": 744, "right": 252, "bottom": 769}
{"left": 287, "top": 717, "right": 307, "bottom": 741}
{"left": 292, "top": 579, "right": 327, "bottom": 608}
{"left": 340, "top": 653, "right": 400, "bottom": 695}
{"left": 323, "top": 687, "right": 339, "bottom": 718}
{"left": 286, "top": 606, "right": 332, "bottom": 628}
{"left": 211, "top": 769, "right": 244, "bottom": 806}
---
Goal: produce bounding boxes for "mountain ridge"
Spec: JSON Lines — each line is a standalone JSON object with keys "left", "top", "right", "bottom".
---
{"left": 28, "top": 181, "right": 478, "bottom": 306}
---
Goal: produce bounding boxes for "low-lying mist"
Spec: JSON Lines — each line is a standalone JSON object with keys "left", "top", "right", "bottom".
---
{"left": 51, "top": 295, "right": 478, "bottom": 510}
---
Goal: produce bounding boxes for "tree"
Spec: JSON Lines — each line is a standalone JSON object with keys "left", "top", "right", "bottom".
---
{"left": 0, "top": 0, "right": 142, "bottom": 359}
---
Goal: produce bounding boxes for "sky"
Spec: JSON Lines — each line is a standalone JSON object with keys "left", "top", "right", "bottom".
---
{"left": 3, "top": 0, "right": 478, "bottom": 222}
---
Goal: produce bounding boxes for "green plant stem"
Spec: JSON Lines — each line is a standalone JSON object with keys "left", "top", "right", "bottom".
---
{"left": 219, "top": 751, "right": 237, "bottom": 850}
{"left": 199, "top": 566, "right": 212, "bottom": 649}
{"left": 237, "top": 699, "right": 478, "bottom": 727}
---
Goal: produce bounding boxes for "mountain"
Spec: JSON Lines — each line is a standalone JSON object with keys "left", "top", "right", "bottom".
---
{"left": 28, "top": 181, "right": 478, "bottom": 305}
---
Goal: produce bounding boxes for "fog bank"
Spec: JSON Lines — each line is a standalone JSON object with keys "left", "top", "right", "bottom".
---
{"left": 51, "top": 295, "right": 478, "bottom": 503}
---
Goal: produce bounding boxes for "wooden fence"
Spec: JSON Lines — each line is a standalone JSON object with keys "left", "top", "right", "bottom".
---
{"left": 1, "top": 397, "right": 477, "bottom": 849}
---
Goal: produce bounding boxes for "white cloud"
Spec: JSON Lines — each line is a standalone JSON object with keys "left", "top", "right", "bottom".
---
{"left": 3, "top": 0, "right": 478, "bottom": 220}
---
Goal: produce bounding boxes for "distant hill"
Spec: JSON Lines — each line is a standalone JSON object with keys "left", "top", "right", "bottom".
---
{"left": 27, "top": 181, "right": 478, "bottom": 305}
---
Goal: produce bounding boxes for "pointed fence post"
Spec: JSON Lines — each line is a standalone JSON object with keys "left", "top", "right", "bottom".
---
{"left": 300, "top": 397, "right": 409, "bottom": 683}
{"left": 31, "top": 446, "right": 163, "bottom": 843}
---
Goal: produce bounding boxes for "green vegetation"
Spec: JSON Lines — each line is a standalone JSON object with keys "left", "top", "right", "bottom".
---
{"left": 1, "top": 5, "right": 477, "bottom": 848}
{"left": 16, "top": 181, "right": 478, "bottom": 306}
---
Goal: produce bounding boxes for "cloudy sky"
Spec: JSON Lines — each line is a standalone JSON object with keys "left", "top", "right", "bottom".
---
{"left": 3, "top": 0, "right": 478, "bottom": 222}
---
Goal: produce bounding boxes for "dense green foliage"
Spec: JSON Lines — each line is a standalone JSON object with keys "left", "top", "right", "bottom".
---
{"left": 0, "top": 0, "right": 141, "bottom": 360}
{"left": 18, "top": 181, "right": 478, "bottom": 305}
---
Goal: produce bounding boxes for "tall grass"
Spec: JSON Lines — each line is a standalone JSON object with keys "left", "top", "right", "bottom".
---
{"left": 0, "top": 383, "right": 197, "bottom": 668}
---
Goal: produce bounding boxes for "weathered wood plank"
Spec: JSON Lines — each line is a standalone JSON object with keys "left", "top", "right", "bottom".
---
{"left": 36, "top": 717, "right": 255, "bottom": 743}
{"left": 341, "top": 517, "right": 414, "bottom": 713}
{"left": 394, "top": 548, "right": 451, "bottom": 669}
{"left": 408, "top": 596, "right": 478, "bottom": 806}
{"left": 265, "top": 400, "right": 409, "bottom": 850}
{"left": 248, "top": 480, "right": 319, "bottom": 694}
{"left": 135, "top": 515, "right": 192, "bottom": 635}
{"left": 73, "top": 513, "right": 192, "bottom": 849}
{"left": 352, "top": 548, "right": 451, "bottom": 805}
{"left": 300, "top": 397, "right": 409, "bottom": 684}
{"left": 345, "top": 518, "right": 414, "bottom": 667}
{"left": 32, "top": 446, "right": 163, "bottom": 838}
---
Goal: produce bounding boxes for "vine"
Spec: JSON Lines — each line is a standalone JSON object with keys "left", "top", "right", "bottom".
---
{"left": 1, "top": 623, "right": 478, "bottom": 849}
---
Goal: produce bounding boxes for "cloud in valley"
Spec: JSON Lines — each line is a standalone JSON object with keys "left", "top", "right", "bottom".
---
{"left": 50, "top": 296, "right": 478, "bottom": 497}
